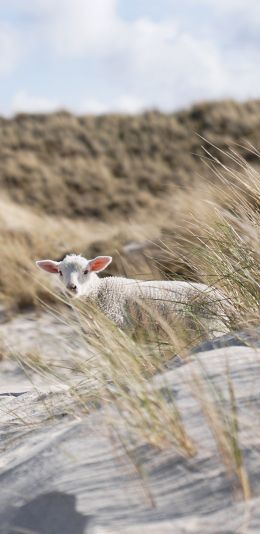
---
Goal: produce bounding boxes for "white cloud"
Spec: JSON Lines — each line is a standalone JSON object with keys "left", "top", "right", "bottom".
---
{"left": 36, "top": 0, "right": 123, "bottom": 57}
{"left": 0, "top": 26, "right": 20, "bottom": 76}
{"left": 115, "top": 95, "right": 144, "bottom": 113}
{"left": 79, "top": 99, "right": 108, "bottom": 115}
{"left": 12, "top": 91, "right": 60, "bottom": 113}
{"left": 2, "top": 0, "right": 260, "bottom": 113}
{"left": 127, "top": 23, "right": 225, "bottom": 101}
{"left": 43, "top": 0, "right": 260, "bottom": 109}
{"left": 81, "top": 95, "right": 144, "bottom": 114}
{"left": 198, "top": 0, "right": 259, "bottom": 11}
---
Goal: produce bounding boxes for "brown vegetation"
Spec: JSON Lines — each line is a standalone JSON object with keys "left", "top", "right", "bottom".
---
{"left": 0, "top": 101, "right": 259, "bottom": 509}
{"left": 0, "top": 99, "right": 259, "bottom": 311}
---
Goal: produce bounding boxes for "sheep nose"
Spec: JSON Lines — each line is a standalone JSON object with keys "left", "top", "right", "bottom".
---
{"left": 67, "top": 284, "right": 77, "bottom": 293}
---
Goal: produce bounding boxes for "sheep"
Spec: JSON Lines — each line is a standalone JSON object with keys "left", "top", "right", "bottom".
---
{"left": 36, "top": 254, "right": 230, "bottom": 336}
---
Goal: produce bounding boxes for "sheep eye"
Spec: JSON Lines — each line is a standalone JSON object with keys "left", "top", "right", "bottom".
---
{"left": 83, "top": 269, "right": 88, "bottom": 275}
{"left": 59, "top": 271, "right": 63, "bottom": 277}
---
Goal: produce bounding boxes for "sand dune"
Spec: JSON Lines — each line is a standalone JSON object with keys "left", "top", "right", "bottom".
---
{"left": 0, "top": 317, "right": 259, "bottom": 532}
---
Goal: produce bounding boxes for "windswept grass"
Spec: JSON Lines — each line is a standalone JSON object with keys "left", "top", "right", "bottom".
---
{"left": 6, "top": 154, "right": 257, "bottom": 503}
{"left": 42, "top": 154, "right": 259, "bottom": 499}
{"left": 1, "top": 100, "right": 260, "bottom": 311}
{"left": 0, "top": 109, "right": 259, "bottom": 505}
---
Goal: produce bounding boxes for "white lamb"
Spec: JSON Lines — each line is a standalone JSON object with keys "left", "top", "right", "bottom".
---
{"left": 36, "top": 254, "right": 230, "bottom": 336}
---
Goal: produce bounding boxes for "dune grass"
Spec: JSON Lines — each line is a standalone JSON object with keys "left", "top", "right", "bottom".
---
{"left": 5, "top": 153, "right": 257, "bottom": 503}
{"left": 0, "top": 144, "right": 259, "bottom": 506}
{"left": 69, "top": 164, "right": 258, "bottom": 500}
{"left": 1, "top": 100, "right": 260, "bottom": 312}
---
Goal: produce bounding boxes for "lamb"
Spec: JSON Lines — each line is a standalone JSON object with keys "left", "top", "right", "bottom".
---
{"left": 36, "top": 254, "right": 230, "bottom": 336}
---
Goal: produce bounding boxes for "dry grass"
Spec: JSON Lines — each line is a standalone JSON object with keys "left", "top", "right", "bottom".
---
{"left": 0, "top": 155, "right": 259, "bottom": 313}
{"left": 1, "top": 100, "right": 260, "bottom": 311}
{"left": 190, "top": 361, "right": 252, "bottom": 501}
{"left": 0, "top": 196, "right": 159, "bottom": 310}
{"left": 52, "top": 155, "right": 259, "bottom": 498}
{"left": 3, "top": 101, "right": 260, "bottom": 218}
{"left": 2, "top": 142, "right": 259, "bottom": 503}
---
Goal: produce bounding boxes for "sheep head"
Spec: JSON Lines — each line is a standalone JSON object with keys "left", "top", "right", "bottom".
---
{"left": 36, "top": 254, "right": 112, "bottom": 297}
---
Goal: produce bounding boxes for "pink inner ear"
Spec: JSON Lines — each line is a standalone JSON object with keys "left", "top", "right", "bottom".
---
{"left": 89, "top": 256, "right": 112, "bottom": 272}
{"left": 36, "top": 260, "right": 59, "bottom": 273}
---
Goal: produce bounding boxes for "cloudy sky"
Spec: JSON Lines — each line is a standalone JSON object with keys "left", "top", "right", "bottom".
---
{"left": 0, "top": 0, "right": 260, "bottom": 115}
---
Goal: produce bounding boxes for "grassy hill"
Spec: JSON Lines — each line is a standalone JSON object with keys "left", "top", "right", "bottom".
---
{"left": 1, "top": 99, "right": 260, "bottom": 218}
{"left": 0, "top": 99, "right": 259, "bottom": 310}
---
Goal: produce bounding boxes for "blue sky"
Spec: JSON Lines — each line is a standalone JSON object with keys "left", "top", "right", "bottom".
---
{"left": 0, "top": 0, "right": 260, "bottom": 115}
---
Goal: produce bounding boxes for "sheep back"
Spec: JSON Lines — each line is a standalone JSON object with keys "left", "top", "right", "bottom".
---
{"left": 95, "top": 277, "right": 229, "bottom": 335}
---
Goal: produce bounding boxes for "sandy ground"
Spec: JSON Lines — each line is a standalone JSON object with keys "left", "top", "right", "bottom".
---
{"left": 0, "top": 311, "right": 259, "bottom": 533}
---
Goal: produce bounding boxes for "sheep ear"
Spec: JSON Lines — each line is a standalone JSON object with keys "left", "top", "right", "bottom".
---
{"left": 88, "top": 256, "right": 112, "bottom": 273}
{"left": 36, "top": 260, "right": 60, "bottom": 273}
